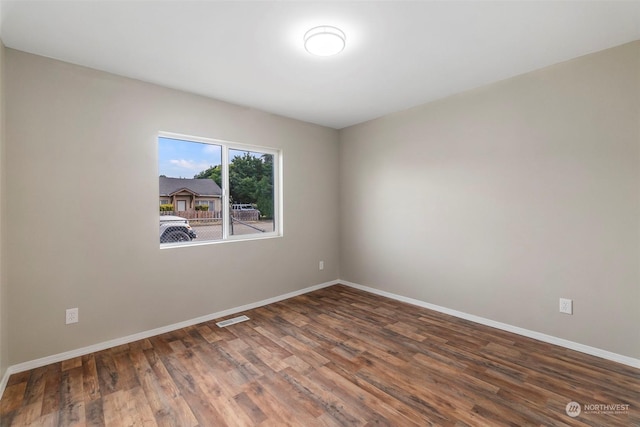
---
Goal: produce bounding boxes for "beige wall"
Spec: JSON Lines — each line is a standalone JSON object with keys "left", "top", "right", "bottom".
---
{"left": 3, "top": 40, "right": 639, "bottom": 367}
{"left": 5, "top": 49, "right": 340, "bottom": 364}
{"left": 339, "top": 41, "right": 640, "bottom": 358}
{"left": 0, "top": 41, "right": 7, "bottom": 379}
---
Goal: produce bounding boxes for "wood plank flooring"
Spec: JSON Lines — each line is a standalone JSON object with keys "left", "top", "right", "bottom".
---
{"left": 1, "top": 284, "right": 638, "bottom": 426}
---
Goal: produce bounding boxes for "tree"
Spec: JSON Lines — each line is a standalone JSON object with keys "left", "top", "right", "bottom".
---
{"left": 194, "top": 165, "right": 221, "bottom": 187}
{"left": 228, "top": 153, "right": 274, "bottom": 218}
{"left": 194, "top": 153, "right": 274, "bottom": 219}
{"left": 255, "top": 154, "right": 274, "bottom": 218}
{"left": 229, "top": 153, "right": 260, "bottom": 205}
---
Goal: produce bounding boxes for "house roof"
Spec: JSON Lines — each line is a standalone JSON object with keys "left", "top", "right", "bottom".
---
{"left": 159, "top": 177, "right": 222, "bottom": 197}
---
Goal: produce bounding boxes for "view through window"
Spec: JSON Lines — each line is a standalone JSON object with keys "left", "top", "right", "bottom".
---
{"left": 158, "top": 134, "right": 278, "bottom": 247}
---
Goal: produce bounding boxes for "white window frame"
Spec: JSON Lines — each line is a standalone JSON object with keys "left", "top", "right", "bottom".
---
{"left": 159, "top": 131, "right": 282, "bottom": 247}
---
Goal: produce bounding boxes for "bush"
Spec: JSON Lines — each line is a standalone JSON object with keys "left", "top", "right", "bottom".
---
{"left": 195, "top": 205, "right": 209, "bottom": 211}
{"left": 160, "top": 204, "right": 174, "bottom": 212}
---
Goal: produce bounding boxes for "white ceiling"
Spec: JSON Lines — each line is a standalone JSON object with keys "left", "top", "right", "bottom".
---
{"left": 1, "top": 1, "right": 639, "bottom": 129}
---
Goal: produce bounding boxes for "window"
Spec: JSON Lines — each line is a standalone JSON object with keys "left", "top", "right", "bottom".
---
{"left": 196, "top": 200, "right": 217, "bottom": 211}
{"left": 158, "top": 133, "right": 280, "bottom": 247}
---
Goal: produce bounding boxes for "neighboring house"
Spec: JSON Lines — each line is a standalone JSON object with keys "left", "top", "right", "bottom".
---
{"left": 159, "top": 176, "right": 222, "bottom": 213}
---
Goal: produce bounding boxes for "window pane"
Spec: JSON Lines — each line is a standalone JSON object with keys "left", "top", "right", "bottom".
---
{"left": 158, "top": 137, "right": 223, "bottom": 245}
{"left": 229, "top": 149, "right": 275, "bottom": 236}
{"left": 158, "top": 134, "right": 280, "bottom": 246}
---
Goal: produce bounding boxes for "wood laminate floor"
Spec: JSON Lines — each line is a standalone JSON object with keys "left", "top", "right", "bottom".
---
{"left": 1, "top": 284, "right": 638, "bottom": 426}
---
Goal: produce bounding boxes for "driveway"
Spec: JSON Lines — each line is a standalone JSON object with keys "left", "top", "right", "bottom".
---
{"left": 191, "top": 220, "right": 274, "bottom": 240}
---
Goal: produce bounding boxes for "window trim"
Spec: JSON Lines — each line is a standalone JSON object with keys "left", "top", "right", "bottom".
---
{"left": 159, "top": 131, "right": 282, "bottom": 247}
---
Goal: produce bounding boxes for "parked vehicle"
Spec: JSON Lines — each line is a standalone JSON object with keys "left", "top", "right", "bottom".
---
{"left": 160, "top": 216, "right": 197, "bottom": 243}
{"left": 231, "top": 203, "right": 261, "bottom": 220}
{"left": 232, "top": 203, "right": 259, "bottom": 212}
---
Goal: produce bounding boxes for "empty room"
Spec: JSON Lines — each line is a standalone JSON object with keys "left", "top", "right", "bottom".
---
{"left": 0, "top": 1, "right": 639, "bottom": 426}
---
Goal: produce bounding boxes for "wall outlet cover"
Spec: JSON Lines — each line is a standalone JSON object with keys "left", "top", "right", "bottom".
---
{"left": 559, "top": 298, "right": 573, "bottom": 315}
{"left": 66, "top": 307, "right": 79, "bottom": 324}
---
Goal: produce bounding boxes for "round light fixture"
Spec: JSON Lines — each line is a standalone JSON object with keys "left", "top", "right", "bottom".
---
{"left": 304, "top": 26, "right": 346, "bottom": 57}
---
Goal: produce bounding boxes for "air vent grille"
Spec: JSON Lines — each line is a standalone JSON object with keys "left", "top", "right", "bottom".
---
{"left": 216, "top": 315, "right": 250, "bottom": 328}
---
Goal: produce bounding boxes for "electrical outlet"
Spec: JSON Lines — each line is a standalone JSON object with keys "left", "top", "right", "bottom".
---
{"left": 559, "top": 298, "right": 572, "bottom": 315}
{"left": 319, "top": 261, "right": 324, "bottom": 270}
{"left": 66, "top": 308, "right": 79, "bottom": 324}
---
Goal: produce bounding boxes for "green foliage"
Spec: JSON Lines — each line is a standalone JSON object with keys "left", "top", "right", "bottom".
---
{"left": 194, "top": 205, "right": 209, "bottom": 211}
{"left": 229, "top": 153, "right": 274, "bottom": 219}
{"left": 194, "top": 153, "right": 274, "bottom": 219}
{"left": 194, "top": 165, "right": 222, "bottom": 187}
{"left": 159, "top": 204, "right": 174, "bottom": 212}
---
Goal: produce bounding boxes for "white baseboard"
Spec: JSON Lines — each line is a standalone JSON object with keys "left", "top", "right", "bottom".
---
{"left": 3, "top": 277, "right": 637, "bottom": 400}
{"left": 340, "top": 280, "right": 640, "bottom": 369}
{"left": 0, "top": 279, "right": 339, "bottom": 399}
{"left": 0, "top": 366, "right": 9, "bottom": 400}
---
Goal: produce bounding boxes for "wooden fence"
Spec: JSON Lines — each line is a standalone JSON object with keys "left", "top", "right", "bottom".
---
{"left": 232, "top": 210, "right": 260, "bottom": 222}
{"left": 160, "top": 211, "right": 222, "bottom": 220}
{"left": 160, "top": 210, "right": 259, "bottom": 222}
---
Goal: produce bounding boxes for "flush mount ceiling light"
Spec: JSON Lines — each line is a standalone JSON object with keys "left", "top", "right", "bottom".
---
{"left": 304, "top": 26, "right": 346, "bottom": 57}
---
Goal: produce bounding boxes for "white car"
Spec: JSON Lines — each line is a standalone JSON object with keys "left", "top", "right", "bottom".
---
{"left": 160, "top": 216, "right": 197, "bottom": 243}
{"left": 232, "top": 203, "right": 258, "bottom": 211}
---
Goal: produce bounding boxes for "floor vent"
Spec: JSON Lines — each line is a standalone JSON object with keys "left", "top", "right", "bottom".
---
{"left": 216, "top": 315, "right": 250, "bottom": 328}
